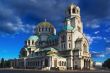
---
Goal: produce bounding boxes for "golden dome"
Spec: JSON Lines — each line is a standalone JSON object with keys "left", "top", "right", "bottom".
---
{"left": 37, "top": 21, "right": 54, "bottom": 27}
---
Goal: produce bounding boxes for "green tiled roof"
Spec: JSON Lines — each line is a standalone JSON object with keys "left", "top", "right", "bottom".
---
{"left": 28, "top": 35, "right": 39, "bottom": 41}
{"left": 40, "top": 47, "right": 58, "bottom": 52}
{"left": 63, "top": 25, "right": 74, "bottom": 30}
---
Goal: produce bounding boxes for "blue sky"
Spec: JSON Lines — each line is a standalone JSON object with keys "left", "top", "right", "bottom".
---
{"left": 0, "top": 0, "right": 110, "bottom": 62}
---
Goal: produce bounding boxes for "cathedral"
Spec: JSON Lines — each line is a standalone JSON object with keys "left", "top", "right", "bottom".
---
{"left": 11, "top": 4, "right": 93, "bottom": 70}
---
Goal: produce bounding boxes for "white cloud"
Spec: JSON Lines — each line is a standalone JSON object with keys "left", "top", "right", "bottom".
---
{"left": 0, "top": 17, "right": 35, "bottom": 36}
{"left": 98, "top": 54, "right": 105, "bottom": 57}
{"left": 104, "top": 37, "right": 110, "bottom": 43}
{"left": 91, "top": 47, "right": 110, "bottom": 58}
{"left": 91, "top": 51, "right": 105, "bottom": 58}
{"left": 94, "top": 31, "right": 100, "bottom": 34}
{"left": 85, "top": 34, "right": 93, "bottom": 45}
{"left": 86, "top": 19, "right": 100, "bottom": 29}
{"left": 86, "top": 34, "right": 103, "bottom": 45}
{"left": 106, "top": 48, "right": 110, "bottom": 54}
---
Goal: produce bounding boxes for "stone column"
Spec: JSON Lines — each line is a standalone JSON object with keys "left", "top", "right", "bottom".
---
{"left": 49, "top": 57, "right": 51, "bottom": 67}
{"left": 48, "top": 57, "right": 51, "bottom": 70}
{"left": 24, "top": 58, "right": 26, "bottom": 69}
{"left": 43, "top": 59, "right": 45, "bottom": 68}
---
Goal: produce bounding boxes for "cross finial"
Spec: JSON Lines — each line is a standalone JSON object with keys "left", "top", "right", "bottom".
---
{"left": 45, "top": 18, "right": 47, "bottom": 22}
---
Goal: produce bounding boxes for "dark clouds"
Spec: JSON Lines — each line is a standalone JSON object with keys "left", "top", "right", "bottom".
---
{"left": 0, "top": 0, "right": 110, "bottom": 35}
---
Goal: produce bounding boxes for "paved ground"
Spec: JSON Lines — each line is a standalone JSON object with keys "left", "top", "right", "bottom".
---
{"left": 0, "top": 69, "right": 110, "bottom": 73}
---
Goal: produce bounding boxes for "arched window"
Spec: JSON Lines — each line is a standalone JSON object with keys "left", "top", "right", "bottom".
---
{"left": 39, "top": 27, "right": 41, "bottom": 32}
{"left": 61, "top": 35, "right": 66, "bottom": 42}
{"left": 49, "top": 28, "right": 51, "bottom": 32}
{"left": 69, "top": 36, "right": 71, "bottom": 40}
{"left": 62, "top": 61, "right": 64, "bottom": 66}
{"left": 77, "top": 10, "right": 79, "bottom": 14}
{"left": 45, "top": 28, "right": 47, "bottom": 31}
{"left": 59, "top": 61, "right": 61, "bottom": 66}
{"left": 28, "top": 40, "right": 30, "bottom": 46}
{"left": 32, "top": 40, "right": 34, "bottom": 45}
{"left": 42, "top": 28, "right": 44, "bottom": 31}
{"left": 63, "top": 43, "right": 65, "bottom": 48}
{"left": 72, "top": 8, "right": 75, "bottom": 13}
{"left": 69, "top": 43, "right": 71, "bottom": 48}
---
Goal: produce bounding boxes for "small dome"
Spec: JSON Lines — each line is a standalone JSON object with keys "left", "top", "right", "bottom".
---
{"left": 28, "top": 35, "right": 39, "bottom": 41}
{"left": 63, "top": 25, "right": 74, "bottom": 30}
{"left": 37, "top": 21, "right": 53, "bottom": 27}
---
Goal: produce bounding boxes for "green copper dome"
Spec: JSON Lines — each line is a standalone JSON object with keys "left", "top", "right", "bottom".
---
{"left": 63, "top": 25, "right": 74, "bottom": 30}
{"left": 28, "top": 35, "right": 39, "bottom": 41}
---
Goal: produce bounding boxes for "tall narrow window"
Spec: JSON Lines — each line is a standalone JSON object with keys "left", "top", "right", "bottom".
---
{"left": 39, "top": 27, "right": 41, "bottom": 32}
{"left": 64, "top": 43, "right": 65, "bottom": 48}
{"left": 45, "top": 28, "right": 47, "bottom": 31}
{"left": 61, "top": 44, "right": 63, "bottom": 49}
{"left": 28, "top": 40, "right": 30, "bottom": 46}
{"left": 32, "top": 40, "right": 34, "bottom": 45}
{"left": 69, "top": 43, "right": 71, "bottom": 48}
{"left": 49, "top": 28, "right": 50, "bottom": 32}
{"left": 69, "top": 36, "right": 71, "bottom": 40}
{"left": 42, "top": 28, "right": 44, "bottom": 31}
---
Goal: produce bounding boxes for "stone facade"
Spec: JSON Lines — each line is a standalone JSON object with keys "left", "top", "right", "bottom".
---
{"left": 11, "top": 4, "right": 93, "bottom": 70}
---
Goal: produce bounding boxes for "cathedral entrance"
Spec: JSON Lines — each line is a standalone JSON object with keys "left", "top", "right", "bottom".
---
{"left": 54, "top": 59, "right": 57, "bottom": 67}
{"left": 74, "top": 65, "right": 78, "bottom": 69}
{"left": 84, "top": 59, "right": 90, "bottom": 69}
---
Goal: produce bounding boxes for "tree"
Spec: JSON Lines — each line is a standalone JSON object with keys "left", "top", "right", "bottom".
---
{"left": 102, "top": 58, "right": 110, "bottom": 68}
{"left": 0, "top": 58, "right": 5, "bottom": 68}
{"left": 0, "top": 58, "right": 11, "bottom": 68}
{"left": 4, "top": 60, "right": 11, "bottom": 68}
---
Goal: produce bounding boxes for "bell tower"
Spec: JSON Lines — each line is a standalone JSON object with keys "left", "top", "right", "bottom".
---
{"left": 66, "top": 4, "right": 80, "bottom": 18}
{"left": 65, "top": 4, "right": 83, "bottom": 33}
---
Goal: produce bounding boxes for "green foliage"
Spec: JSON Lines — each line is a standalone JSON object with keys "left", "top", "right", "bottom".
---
{"left": 0, "top": 58, "right": 11, "bottom": 68}
{"left": 0, "top": 58, "right": 4, "bottom": 68}
{"left": 102, "top": 58, "right": 110, "bottom": 68}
